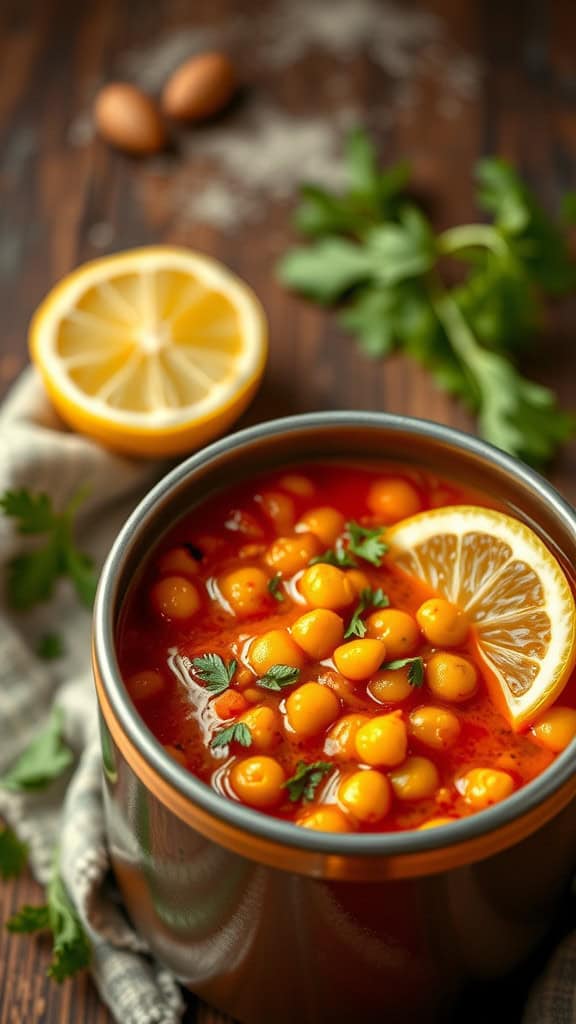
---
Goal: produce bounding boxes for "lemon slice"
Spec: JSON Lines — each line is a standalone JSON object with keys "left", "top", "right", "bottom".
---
{"left": 387, "top": 506, "right": 576, "bottom": 729}
{"left": 29, "top": 247, "right": 267, "bottom": 456}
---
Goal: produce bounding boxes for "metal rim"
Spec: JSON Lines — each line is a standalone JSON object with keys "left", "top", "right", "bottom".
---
{"left": 93, "top": 411, "right": 576, "bottom": 859}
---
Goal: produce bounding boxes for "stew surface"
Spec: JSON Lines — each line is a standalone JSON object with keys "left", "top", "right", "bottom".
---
{"left": 116, "top": 463, "right": 576, "bottom": 833}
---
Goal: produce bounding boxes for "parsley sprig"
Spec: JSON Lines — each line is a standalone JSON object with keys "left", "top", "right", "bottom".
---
{"left": 210, "top": 721, "right": 252, "bottom": 750}
{"left": 7, "top": 867, "right": 91, "bottom": 982}
{"left": 0, "top": 487, "right": 97, "bottom": 610}
{"left": 284, "top": 761, "right": 333, "bottom": 803}
{"left": 257, "top": 664, "right": 301, "bottom": 691}
{"left": 310, "top": 543, "right": 356, "bottom": 568}
{"left": 0, "top": 707, "right": 74, "bottom": 792}
{"left": 381, "top": 656, "right": 425, "bottom": 687}
{"left": 345, "top": 587, "right": 389, "bottom": 639}
{"left": 346, "top": 521, "right": 388, "bottom": 566}
{"left": 0, "top": 825, "right": 28, "bottom": 880}
{"left": 279, "top": 128, "right": 576, "bottom": 465}
{"left": 192, "top": 653, "right": 237, "bottom": 694}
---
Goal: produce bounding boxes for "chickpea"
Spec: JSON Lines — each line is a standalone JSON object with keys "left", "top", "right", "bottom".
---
{"left": 291, "top": 609, "right": 344, "bottom": 660}
{"left": 338, "top": 769, "right": 391, "bottom": 824}
{"left": 324, "top": 713, "right": 369, "bottom": 760}
{"left": 355, "top": 711, "right": 407, "bottom": 767}
{"left": 297, "top": 805, "right": 352, "bottom": 832}
{"left": 408, "top": 706, "right": 461, "bottom": 750}
{"left": 333, "top": 639, "right": 387, "bottom": 681}
{"left": 258, "top": 491, "right": 295, "bottom": 533}
{"left": 230, "top": 756, "right": 286, "bottom": 809}
{"left": 151, "top": 576, "right": 201, "bottom": 620}
{"left": 127, "top": 670, "right": 165, "bottom": 701}
{"left": 235, "top": 666, "right": 255, "bottom": 689}
{"left": 417, "top": 598, "right": 469, "bottom": 647}
{"left": 389, "top": 756, "right": 439, "bottom": 801}
{"left": 285, "top": 682, "right": 340, "bottom": 739}
{"left": 279, "top": 474, "right": 315, "bottom": 497}
{"left": 529, "top": 707, "right": 576, "bottom": 753}
{"left": 265, "top": 533, "right": 320, "bottom": 575}
{"left": 367, "top": 478, "right": 421, "bottom": 524}
{"left": 458, "top": 768, "right": 514, "bottom": 810}
{"left": 157, "top": 546, "right": 200, "bottom": 577}
{"left": 366, "top": 608, "right": 420, "bottom": 659}
{"left": 249, "top": 629, "right": 304, "bottom": 675}
{"left": 368, "top": 667, "right": 412, "bottom": 704}
{"left": 240, "top": 705, "right": 283, "bottom": 752}
{"left": 299, "top": 564, "right": 356, "bottom": 610}
{"left": 426, "top": 652, "right": 478, "bottom": 703}
{"left": 296, "top": 507, "right": 345, "bottom": 547}
{"left": 219, "top": 566, "right": 270, "bottom": 617}
{"left": 418, "top": 817, "right": 455, "bottom": 830}
{"left": 346, "top": 569, "right": 371, "bottom": 595}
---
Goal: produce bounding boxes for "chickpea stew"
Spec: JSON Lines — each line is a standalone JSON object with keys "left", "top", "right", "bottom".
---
{"left": 116, "top": 463, "right": 576, "bottom": 833}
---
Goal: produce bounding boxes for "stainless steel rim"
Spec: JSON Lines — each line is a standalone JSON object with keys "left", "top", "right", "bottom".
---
{"left": 93, "top": 411, "right": 576, "bottom": 858}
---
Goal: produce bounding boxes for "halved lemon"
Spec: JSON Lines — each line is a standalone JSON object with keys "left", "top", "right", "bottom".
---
{"left": 29, "top": 247, "right": 267, "bottom": 456}
{"left": 387, "top": 506, "right": 576, "bottom": 729}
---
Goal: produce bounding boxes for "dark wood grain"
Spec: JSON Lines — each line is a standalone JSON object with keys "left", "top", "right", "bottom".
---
{"left": 1, "top": 0, "right": 575, "bottom": 1021}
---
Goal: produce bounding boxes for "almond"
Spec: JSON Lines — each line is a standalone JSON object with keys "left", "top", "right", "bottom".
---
{"left": 94, "top": 83, "right": 166, "bottom": 155}
{"left": 162, "top": 52, "right": 236, "bottom": 121}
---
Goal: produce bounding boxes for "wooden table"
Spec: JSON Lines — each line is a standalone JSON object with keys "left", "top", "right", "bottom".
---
{"left": 1, "top": 0, "right": 575, "bottom": 1020}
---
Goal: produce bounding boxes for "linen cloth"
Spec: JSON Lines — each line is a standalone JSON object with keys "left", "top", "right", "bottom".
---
{"left": 0, "top": 368, "right": 574, "bottom": 1024}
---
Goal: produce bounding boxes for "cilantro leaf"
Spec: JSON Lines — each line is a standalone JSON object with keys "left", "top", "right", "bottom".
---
{"left": 211, "top": 722, "right": 252, "bottom": 750}
{"left": 7, "top": 869, "right": 91, "bottom": 982}
{"left": 366, "top": 206, "right": 435, "bottom": 286}
{"left": 36, "top": 633, "right": 65, "bottom": 660}
{"left": 192, "top": 653, "right": 237, "bottom": 694}
{"left": 0, "top": 491, "right": 55, "bottom": 533}
{"left": 267, "top": 573, "right": 285, "bottom": 602}
{"left": 346, "top": 521, "right": 388, "bottom": 566}
{"left": 0, "top": 486, "right": 97, "bottom": 611}
{"left": 0, "top": 825, "right": 28, "bottom": 879}
{"left": 284, "top": 761, "right": 333, "bottom": 803}
{"left": 345, "top": 587, "right": 390, "bottom": 639}
{"left": 257, "top": 664, "right": 301, "bottom": 691}
{"left": 382, "top": 656, "right": 425, "bottom": 687}
{"left": 0, "top": 707, "right": 74, "bottom": 791}
{"left": 309, "top": 545, "right": 357, "bottom": 568}
{"left": 340, "top": 287, "right": 397, "bottom": 358}
{"left": 278, "top": 237, "right": 373, "bottom": 304}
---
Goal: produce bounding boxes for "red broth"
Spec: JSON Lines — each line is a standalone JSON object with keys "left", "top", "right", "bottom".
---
{"left": 116, "top": 462, "right": 576, "bottom": 833}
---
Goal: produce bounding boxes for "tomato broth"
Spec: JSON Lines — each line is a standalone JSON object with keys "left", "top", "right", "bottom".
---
{"left": 116, "top": 462, "right": 576, "bottom": 834}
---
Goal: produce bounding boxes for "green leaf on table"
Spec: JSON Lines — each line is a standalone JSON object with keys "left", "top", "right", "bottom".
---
{"left": 257, "top": 664, "right": 301, "bottom": 691}
{"left": 0, "top": 486, "right": 97, "bottom": 611}
{"left": 284, "top": 761, "right": 333, "bottom": 803}
{"left": 36, "top": 632, "right": 65, "bottom": 660}
{"left": 476, "top": 158, "right": 531, "bottom": 234}
{"left": 0, "top": 826, "right": 28, "bottom": 879}
{"left": 191, "top": 653, "right": 237, "bottom": 694}
{"left": 278, "top": 237, "right": 373, "bottom": 303}
{"left": 0, "top": 707, "right": 74, "bottom": 792}
{"left": 8, "top": 872, "right": 91, "bottom": 982}
{"left": 340, "top": 288, "right": 397, "bottom": 358}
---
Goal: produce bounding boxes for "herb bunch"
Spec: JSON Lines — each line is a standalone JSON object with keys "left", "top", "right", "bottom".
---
{"left": 278, "top": 129, "right": 576, "bottom": 465}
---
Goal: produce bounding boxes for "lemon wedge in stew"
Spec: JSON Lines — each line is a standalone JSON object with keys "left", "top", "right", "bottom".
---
{"left": 29, "top": 247, "right": 267, "bottom": 457}
{"left": 387, "top": 506, "right": 576, "bottom": 729}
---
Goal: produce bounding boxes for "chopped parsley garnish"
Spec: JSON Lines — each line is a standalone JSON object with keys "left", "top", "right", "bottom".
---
{"left": 210, "top": 722, "right": 253, "bottom": 750}
{"left": 0, "top": 707, "right": 74, "bottom": 792}
{"left": 0, "top": 826, "right": 28, "bottom": 880}
{"left": 0, "top": 486, "right": 97, "bottom": 610}
{"left": 267, "top": 573, "right": 285, "bottom": 602}
{"left": 344, "top": 587, "right": 390, "bottom": 638}
{"left": 309, "top": 543, "right": 356, "bottom": 568}
{"left": 346, "top": 521, "right": 389, "bottom": 566}
{"left": 257, "top": 664, "right": 301, "bottom": 691}
{"left": 7, "top": 868, "right": 91, "bottom": 982}
{"left": 381, "top": 656, "right": 425, "bottom": 687}
{"left": 284, "top": 761, "right": 334, "bottom": 803}
{"left": 192, "top": 653, "right": 237, "bottom": 694}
